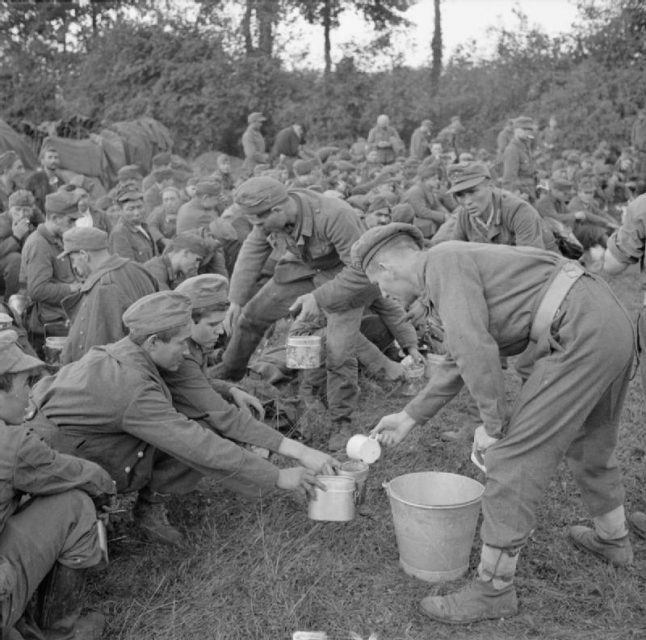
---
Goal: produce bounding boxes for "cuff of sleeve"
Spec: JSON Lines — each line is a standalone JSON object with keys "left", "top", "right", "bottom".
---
{"left": 403, "top": 403, "right": 424, "bottom": 424}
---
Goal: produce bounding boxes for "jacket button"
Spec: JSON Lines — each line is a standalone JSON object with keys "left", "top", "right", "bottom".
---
{"left": 124, "top": 466, "right": 131, "bottom": 473}
{"left": 137, "top": 451, "right": 144, "bottom": 458}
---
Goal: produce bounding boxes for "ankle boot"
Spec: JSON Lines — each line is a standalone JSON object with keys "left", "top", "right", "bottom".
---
{"left": 133, "top": 493, "right": 183, "bottom": 546}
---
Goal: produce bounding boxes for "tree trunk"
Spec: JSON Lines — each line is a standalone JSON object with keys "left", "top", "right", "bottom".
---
{"left": 323, "top": 0, "right": 332, "bottom": 75}
{"left": 430, "top": 0, "right": 442, "bottom": 90}
{"left": 242, "top": 0, "right": 254, "bottom": 57}
{"left": 257, "top": 0, "right": 277, "bottom": 58}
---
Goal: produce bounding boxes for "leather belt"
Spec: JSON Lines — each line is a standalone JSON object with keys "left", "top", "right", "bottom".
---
{"left": 530, "top": 261, "right": 584, "bottom": 342}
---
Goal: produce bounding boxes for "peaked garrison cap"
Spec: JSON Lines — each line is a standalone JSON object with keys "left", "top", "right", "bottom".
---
{"left": 350, "top": 223, "right": 424, "bottom": 271}
{"left": 233, "top": 177, "right": 289, "bottom": 216}
{"left": 123, "top": 291, "right": 192, "bottom": 337}
{"left": 175, "top": 274, "right": 229, "bottom": 311}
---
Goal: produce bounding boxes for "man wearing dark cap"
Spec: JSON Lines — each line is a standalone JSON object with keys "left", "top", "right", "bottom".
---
{"left": 363, "top": 196, "right": 393, "bottom": 228}
{"left": 108, "top": 184, "right": 158, "bottom": 263}
{"left": 0, "top": 329, "right": 115, "bottom": 638}
{"left": 216, "top": 176, "right": 421, "bottom": 447}
{"left": 29, "top": 291, "right": 336, "bottom": 545}
{"left": 402, "top": 163, "right": 453, "bottom": 238}
{"left": 502, "top": 116, "right": 537, "bottom": 201}
{"left": 442, "top": 162, "right": 553, "bottom": 249}
{"left": 20, "top": 191, "right": 83, "bottom": 343}
{"left": 356, "top": 223, "right": 634, "bottom": 624}
{"left": 59, "top": 226, "right": 158, "bottom": 364}
{"left": 142, "top": 152, "right": 173, "bottom": 192}
{"left": 26, "top": 143, "right": 65, "bottom": 214}
{"left": 241, "top": 112, "right": 269, "bottom": 175}
{"left": 409, "top": 119, "right": 433, "bottom": 161}
{"left": 176, "top": 178, "right": 230, "bottom": 234}
{"left": 0, "top": 190, "right": 42, "bottom": 298}
{"left": 144, "top": 231, "right": 209, "bottom": 290}
{"left": 0, "top": 151, "right": 25, "bottom": 212}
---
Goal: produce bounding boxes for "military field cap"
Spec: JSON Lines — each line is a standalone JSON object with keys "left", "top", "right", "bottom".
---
{"left": 0, "top": 151, "right": 19, "bottom": 173}
{"left": 45, "top": 191, "right": 83, "bottom": 218}
{"left": 117, "top": 165, "right": 143, "bottom": 182}
{"left": 94, "top": 195, "right": 114, "bottom": 212}
{"left": 351, "top": 223, "right": 424, "bottom": 271}
{"left": 234, "top": 177, "right": 289, "bottom": 216}
{"left": 513, "top": 116, "right": 535, "bottom": 129}
{"left": 293, "top": 159, "right": 313, "bottom": 176}
{"left": 367, "top": 196, "right": 392, "bottom": 214}
{"left": 175, "top": 274, "right": 229, "bottom": 312}
{"left": 421, "top": 119, "right": 433, "bottom": 128}
{"left": 447, "top": 162, "right": 491, "bottom": 194}
{"left": 115, "top": 183, "right": 143, "bottom": 204}
{"left": 247, "top": 112, "right": 266, "bottom": 124}
{"left": 195, "top": 179, "right": 221, "bottom": 197}
{"left": 59, "top": 227, "right": 108, "bottom": 257}
{"left": 417, "top": 161, "right": 441, "bottom": 180}
{"left": 0, "top": 329, "right": 44, "bottom": 375}
{"left": 8, "top": 189, "right": 34, "bottom": 208}
{"left": 152, "top": 167, "right": 174, "bottom": 182}
{"left": 123, "top": 291, "right": 192, "bottom": 338}
{"left": 152, "top": 151, "right": 172, "bottom": 167}
{"left": 549, "top": 173, "right": 573, "bottom": 190}
{"left": 166, "top": 232, "right": 209, "bottom": 258}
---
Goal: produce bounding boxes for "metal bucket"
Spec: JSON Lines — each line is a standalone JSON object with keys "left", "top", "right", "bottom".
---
{"left": 337, "top": 460, "right": 369, "bottom": 505}
{"left": 286, "top": 335, "right": 322, "bottom": 369}
{"left": 44, "top": 336, "right": 66, "bottom": 367}
{"left": 308, "top": 475, "right": 355, "bottom": 522}
{"left": 383, "top": 471, "right": 484, "bottom": 583}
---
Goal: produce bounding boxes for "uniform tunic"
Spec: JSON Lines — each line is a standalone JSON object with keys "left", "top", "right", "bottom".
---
{"left": 60, "top": 255, "right": 158, "bottom": 364}
{"left": 20, "top": 224, "right": 76, "bottom": 332}
{"left": 502, "top": 137, "right": 536, "bottom": 198}
{"left": 108, "top": 219, "right": 157, "bottom": 264}
{"left": 241, "top": 126, "right": 267, "bottom": 174}
{"left": 0, "top": 421, "right": 113, "bottom": 629}
{"left": 30, "top": 337, "right": 281, "bottom": 494}
{"left": 403, "top": 241, "right": 633, "bottom": 548}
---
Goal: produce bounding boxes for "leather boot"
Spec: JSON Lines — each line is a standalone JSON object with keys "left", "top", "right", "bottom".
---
{"left": 569, "top": 526, "right": 633, "bottom": 567}
{"left": 35, "top": 565, "right": 104, "bottom": 639}
{"left": 420, "top": 544, "right": 520, "bottom": 624}
{"left": 628, "top": 511, "right": 646, "bottom": 540}
{"left": 133, "top": 493, "right": 183, "bottom": 546}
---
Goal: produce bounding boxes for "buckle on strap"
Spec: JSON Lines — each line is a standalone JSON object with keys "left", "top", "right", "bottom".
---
{"left": 530, "top": 261, "right": 584, "bottom": 343}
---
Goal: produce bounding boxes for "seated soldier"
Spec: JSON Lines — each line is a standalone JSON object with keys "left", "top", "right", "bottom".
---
{"left": 143, "top": 231, "right": 209, "bottom": 290}
{"left": 143, "top": 167, "right": 174, "bottom": 215}
{"left": 27, "top": 291, "right": 338, "bottom": 546}
{"left": 20, "top": 191, "right": 83, "bottom": 347}
{"left": 0, "top": 330, "right": 115, "bottom": 639}
{"left": 0, "top": 152, "right": 26, "bottom": 212}
{"left": 0, "top": 191, "right": 42, "bottom": 299}
{"left": 142, "top": 152, "right": 172, "bottom": 192}
{"left": 402, "top": 163, "right": 452, "bottom": 238}
{"left": 147, "top": 186, "right": 182, "bottom": 252}
{"left": 59, "top": 227, "right": 158, "bottom": 364}
{"left": 108, "top": 184, "right": 158, "bottom": 263}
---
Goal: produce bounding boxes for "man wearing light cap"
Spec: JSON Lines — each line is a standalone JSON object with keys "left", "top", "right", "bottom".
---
{"left": 0, "top": 329, "right": 115, "bottom": 638}
{"left": 29, "top": 291, "right": 336, "bottom": 546}
{"left": 409, "top": 119, "right": 433, "bottom": 161}
{"left": 367, "top": 114, "right": 404, "bottom": 165}
{"left": 441, "top": 161, "right": 553, "bottom": 250}
{"left": 143, "top": 231, "right": 209, "bottom": 290}
{"left": 354, "top": 223, "right": 635, "bottom": 623}
{"left": 217, "top": 176, "right": 422, "bottom": 447}
{"left": 502, "top": 116, "right": 537, "bottom": 201}
{"left": 143, "top": 167, "right": 174, "bottom": 214}
{"left": 59, "top": 226, "right": 158, "bottom": 364}
{"left": 241, "top": 112, "right": 269, "bottom": 175}
{"left": 108, "top": 183, "right": 158, "bottom": 263}
{"left": 20, "top": 190, "right": 83, "bottom": 343}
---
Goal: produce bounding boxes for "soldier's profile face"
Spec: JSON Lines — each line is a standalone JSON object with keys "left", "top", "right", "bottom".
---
{"left": 192, "top": 310, "right": 226, "bottom": 348}
{"left": 148, "top": 326, "right": 191, "bottom": 371}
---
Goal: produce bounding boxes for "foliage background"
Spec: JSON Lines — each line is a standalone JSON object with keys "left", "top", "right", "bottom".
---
{"left": 0, "top": 0, "right": 645, "bottom": 157}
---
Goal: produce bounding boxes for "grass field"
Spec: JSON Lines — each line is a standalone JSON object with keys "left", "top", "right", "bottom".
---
{"left": 89, "top": 265, "right": 646, "bottom": 640}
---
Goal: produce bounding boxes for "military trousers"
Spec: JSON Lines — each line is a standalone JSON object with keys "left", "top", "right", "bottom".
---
{"left": 0, "top": 491, "right": 101, "bottom": 630}
{"left": 222, "top": 275, "right": 363, "bottom": 423}
{"left": 481, "top": 275, "right": 634, "bottom": 549}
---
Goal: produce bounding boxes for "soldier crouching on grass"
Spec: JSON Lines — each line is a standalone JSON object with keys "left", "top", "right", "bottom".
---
{"left": 26, "top": 291, "right": 338, "bottom": 547}
{"left": 0, "top": 330, "right": 115, "bottom": 639}
{"left": 353, "top": 223, "right": 635, "bottom": 624}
